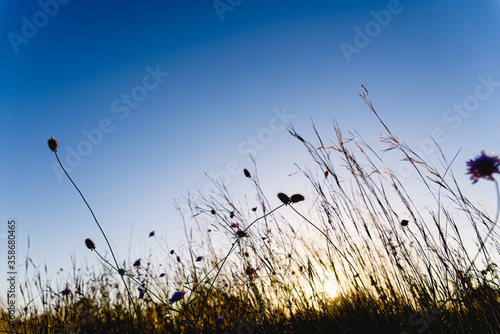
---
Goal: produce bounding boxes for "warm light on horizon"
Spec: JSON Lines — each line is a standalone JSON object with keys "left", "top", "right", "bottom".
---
{"left": 323, "top": 278, "right": 341, "bottom": 299}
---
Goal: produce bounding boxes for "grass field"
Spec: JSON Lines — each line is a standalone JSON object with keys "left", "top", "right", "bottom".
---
{"left": 2, "top": 90, "right": 499, "bottom": 333}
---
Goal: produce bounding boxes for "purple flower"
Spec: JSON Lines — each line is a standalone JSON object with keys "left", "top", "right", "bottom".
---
{"left": 466, "top": 150, "right": 500, "bottom": 183}
{"left": 133, "top": 259, "right": 141, "bottom": 267}
{"left": 61, "top": 288, "right": 71, "bottom": 296}
{"left": 169, "top": 291, "right": 186, "bottom": 304}
{"left": 196, "top": 256, "right": 203, "bottom": 262}
{"left": 139, "top": 289, "right": 145, "bottom": 299}
{"left": 149, "top": 230, "right": 155, "bottom": 237}
{"left": 216, "top": 316, "right": 226, "bottom": 326}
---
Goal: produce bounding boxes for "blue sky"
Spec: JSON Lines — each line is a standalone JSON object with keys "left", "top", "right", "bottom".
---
{"left": 1, "top": 0, "right": 500, "bottom": 293}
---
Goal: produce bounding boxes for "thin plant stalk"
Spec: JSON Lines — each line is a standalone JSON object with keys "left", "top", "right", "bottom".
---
{"left": 52, "top": 151, "right": 137, "bottom": 313}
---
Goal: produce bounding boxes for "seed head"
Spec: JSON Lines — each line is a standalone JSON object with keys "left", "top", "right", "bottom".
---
{"left": 149, "top": 230, "right": 155, "bottom": 237}
{"left": 236, "top": 229, "right": 248, "bottom": 238}
{"left": 85, "top": 238, "right": 95, "bottom": 251}
{"left": 196, "top": 256, "right": 203, "bottom": 262}
{"left": 133, "top": 259, "right": 141, "bottom": 267}
{"left": 401, "top": 219, "right": 409, "bottom": 227}
{"left": 48, "top": 136, "right": 58, "bottom": 152}
{"left": 290, "top": 194, "right": 305, "bottom": 203}
{"left": 244, "top": 168, "right": 251, "bottom": 178}
{"left": 277, "top": 193, "right": 290, "bottom": 205}
{"left": 61, "top": 288, "right": 71, "bottom": 296}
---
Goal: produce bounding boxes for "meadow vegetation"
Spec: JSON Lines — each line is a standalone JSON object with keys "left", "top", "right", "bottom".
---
{"left": 2, "top": 89, "right": 499, "bottom": 333}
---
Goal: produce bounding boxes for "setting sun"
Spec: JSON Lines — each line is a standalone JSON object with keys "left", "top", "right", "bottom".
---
{"left": 323, "top": 278, "right": 341, "bottom": 299}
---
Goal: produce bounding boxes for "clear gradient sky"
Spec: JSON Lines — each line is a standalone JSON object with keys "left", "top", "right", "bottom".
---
{"left": 1, "top": 1, "right": 500, "bottom": 293}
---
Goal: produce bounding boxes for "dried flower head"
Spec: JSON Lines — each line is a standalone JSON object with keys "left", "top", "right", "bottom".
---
{"left": 251, "top": 207, "right": 257, "bottom": 212}
{"left": 48, "top": 136, "right": 58, "bottom": 152}
{"left": 118, "top": 268, "right": 126, "bottom": 276}
{"left": 159, "top": 273, "right": 166, "bottom": 277}
{"left": 85, "top": 238, "right": 95, "bottom": 251}
{"left": 466, "top": 150, "right": 500, "bottom": 183}
{"left": 401, "top": 219, "right": 409, "bottom": 227}
{"left": 244, "top": 169, "right": 251, "bottom": 178}
{"left": 211, "top": 208, "right": 216, "bottom": 215}
{"left": 133, "top": 259, "right": 141, "bottom": 267}
{"left": 230, "top": 211, "right": 235, "bottom": 218}
{"left": 169, "top": 291, "right": 186, "bottom": 304}
{"left": 170, "top": 250, "right": 175, "bottom": 255}
{"left": 236, "top": 229, "right": 248, "bottom": 238}
{"left": 61, "top": 288, "right": 71, "bottom": 296}
{"left": 138, "top": 289, "right": 145, "bottom": 299}
{"left": 196, "top": 256, "right": 203, "bottom": 262}
{"left": 245, "top": 266, "right": 257, "bottom": 276}
{"left": 277, "top": 193, "right": 290, "bottom": 205}
{"left": 290, "top": 194, "right": 305, "bottom": 203}
{"left": 149, "top": 231, "right": 155, "bottom": 237}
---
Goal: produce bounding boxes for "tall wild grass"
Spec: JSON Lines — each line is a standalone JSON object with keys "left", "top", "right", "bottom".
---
{"left": 2, "top": 88, "right": 499, "bottom": 333}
